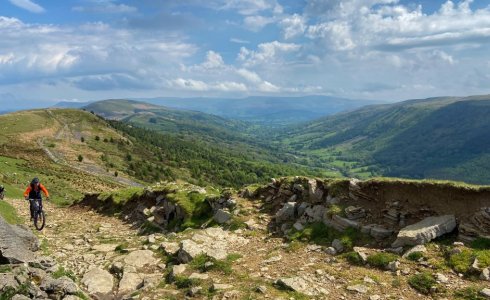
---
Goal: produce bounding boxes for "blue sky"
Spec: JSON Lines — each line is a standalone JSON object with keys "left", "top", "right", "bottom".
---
{"left": 1, "top": 0, "right": 490, "bottom": 108}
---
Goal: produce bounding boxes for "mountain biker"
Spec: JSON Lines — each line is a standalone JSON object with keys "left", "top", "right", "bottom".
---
{"left": 24, "top": 177, "right": 49, "bottom": 220}
{"left": 0, "top": 185, "right": 5, "bottom": 200}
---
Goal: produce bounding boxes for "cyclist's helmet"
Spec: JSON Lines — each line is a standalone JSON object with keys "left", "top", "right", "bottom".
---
{"left": 31, "top": 177, "right": 40, "bottom": 185}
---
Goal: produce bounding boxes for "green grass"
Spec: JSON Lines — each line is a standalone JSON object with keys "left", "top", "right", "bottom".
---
{"left": 448, "top": 248, "right": 490, "bottom": 275}
{"left": 471, "top": 238, "right": 490, "bottom": 250}
{"left": 97, "top": 187, "right": 144, "bottom": 205}
{"left": 173, "top": 275, "right": 201, "bottom": 289}
{"left": 366, "top": 252, "right": 398, "bottom": 269}
{"left": 407, "top": 251, "right": 425, "bottom": 261}
{"left": 408, "top": 272, "right": 437, "bottom": 295}
{"left": 454, "top": 286, "right": 488, "bottom": 300}
{"left": 52, "top": 266, "right": 77, "bottom": 282}
{"left": 115, "top": 242, "right": 129, "bottom": 254}
{"left": 288, "top": 222, "right": 370, "bottom": 250}
{"left": 343, "top": 251, "right": 364, "bottom": 266}
{"left": 0, "top": 265, "right": 12, "bottom": 273}
{"left": 0, "top": 201, "right": 22, "bottom": 224}
{"left": 190, "top": 253, "right": 242, "bottom": 275}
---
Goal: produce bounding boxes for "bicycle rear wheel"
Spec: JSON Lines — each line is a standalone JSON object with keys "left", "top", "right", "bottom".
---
{"left": 34, "top": 210, "right": 45, "bottom": 231}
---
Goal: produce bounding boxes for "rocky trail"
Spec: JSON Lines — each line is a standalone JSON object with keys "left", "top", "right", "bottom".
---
{"left": 2, "top": 176, "right": 490, "bottom": 300}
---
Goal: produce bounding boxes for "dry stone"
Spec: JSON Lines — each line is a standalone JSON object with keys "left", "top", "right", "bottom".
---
{"left": 276, "top": 277, "right": 314, "bottom": 296}
{"left": 123, "top": 250, "right": 158, "bottom": 268}
{"left": 118, "top": 272, "right": 143, "bottom": 295}
{"left": 275, "top": 202, "right": 296, "bottom": 222}
{"left": 213, "top": 209, "right": 232, "bottom": 224}
{"left": 0, "top": 216, "right": 39, "bottom": 263}
{"left": 392, "top": 215, "right": 456, "bottom": 247}
{"left": 81, "top": 267, "right": 114, "bottom": 298}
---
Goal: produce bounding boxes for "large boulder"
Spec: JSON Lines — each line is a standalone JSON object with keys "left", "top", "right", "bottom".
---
{"left": 0, "top": 216, "right": 39, "bottom": 263}
{"left": 392, "top": 215, "right": 456, "bottom": 247}
{"left": 275, "top": 202, "right": 296, "bottom": 222}
{"left": 81, "top": 267, "right": 114, "bottom": 299}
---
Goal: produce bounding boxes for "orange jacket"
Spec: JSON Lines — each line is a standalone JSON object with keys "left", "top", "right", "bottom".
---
{"left": 24, "top": 183, "right": 49, "bottom": 198}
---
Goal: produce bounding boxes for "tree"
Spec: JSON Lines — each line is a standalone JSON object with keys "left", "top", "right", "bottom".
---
{"left": 81, "top": 137, "right": 85, "bottom": 143}
{"left": 78, "top": 155, "right": 83, "bottom": 162}
{"left": 95, "top": 136, "right": 100, "bottom": 141}
{"left": 114, "top": 171, "right": 118, "bottom": 177}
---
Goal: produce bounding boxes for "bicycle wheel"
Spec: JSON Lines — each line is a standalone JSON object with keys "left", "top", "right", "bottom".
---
{"left": 34, "top": 210, "right": 45, "bottom": 231}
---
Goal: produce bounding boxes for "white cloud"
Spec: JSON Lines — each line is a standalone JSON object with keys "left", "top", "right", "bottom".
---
{"left": 169, "top": 78, "right": 247, "bottom": 92}
{"left": 238, "top": 41, "right": 301, "bottom": 66}
{"left": 9, "top": 0, "right": 45, "bottom": 13}
{"left": 303, "top": 0, "right": 490, "bottom": 52}
{"left": 0, "top": 16, "right": 197, "bottom": 87}
{"left": 220, "top": 0, "right": 278, "bottom": 15}
{"left": 230, "top": 38, "right": 250, "bottom": 44}
{"left": 236, "top": 68, "right": 262, "bottom": 83}
{"left": 244, "top": 15, "right": 275, "bottom": 31}
{"left": 280, "top": 14, "right": 307, "bottom": 39}
{"left": 72, "top": 0, "right": 137, "bottom": 14}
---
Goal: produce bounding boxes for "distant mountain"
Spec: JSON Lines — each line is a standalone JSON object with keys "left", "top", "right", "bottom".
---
{"left": 133, "top": 95, "right": 382, "bottom": 125}
{"left": 278, "top": 95, "right": 490, "bottom": 184}
{"left": 53, "top": 101, "right": 93, "bottom": 108}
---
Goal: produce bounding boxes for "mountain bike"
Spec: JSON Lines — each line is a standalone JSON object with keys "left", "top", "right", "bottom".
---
{"left": 28, "top": 198, "right": 46, "bottom": 231}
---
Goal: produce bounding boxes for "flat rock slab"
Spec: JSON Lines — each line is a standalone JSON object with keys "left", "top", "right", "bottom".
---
{"left": 392, "top": 215, "right": 456, "bottom": 247}
{"left": 0, "top": 216, "right": 39, "bottom": 263}
{"left": 178, "top": 227, "right": 246, "bottom": 263}
{"left": 81, "top": 267, "right": 114, "bottom": 298}
{"left": 124, "top": 250, "right": 159, "bottom": 268}
{"left": 118, "top": 272, "right": 143, "bottom": 296}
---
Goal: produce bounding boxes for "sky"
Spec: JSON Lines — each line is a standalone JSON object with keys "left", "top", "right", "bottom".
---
{"left": 1, "top": 0, "right": 490, "bottom": 108}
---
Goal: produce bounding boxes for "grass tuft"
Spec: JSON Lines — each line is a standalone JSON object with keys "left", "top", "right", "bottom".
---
{"left": 408, "top": 272, "right": 437, "bottom": 295}
{"left": 366, "top": 252, "right": 398, "bottom": 269}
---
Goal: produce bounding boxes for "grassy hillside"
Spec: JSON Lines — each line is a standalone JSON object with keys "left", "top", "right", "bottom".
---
{"left": 0, "top": 109, "right": 136, "bottom": 205}
{"left": 0, "top": 108, "right": 323, "bottom": 205}
{"left": 277, "top": 95, "right": 490, "bottom": 184}
{"left": 86, "top": 99, "right": 335, "bottom": 184}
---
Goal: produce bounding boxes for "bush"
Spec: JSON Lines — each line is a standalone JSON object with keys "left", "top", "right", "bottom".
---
{"left": 78, "top": 155, "right": 83, "bottom": 162}
{"left": 408, "top": 272, "right": 437, "bottom": 295}
{"left": 173, "top": 275, "right": 201, "bottom": 289}
{"left": 81, "top": 137, "right": 85, "bottom": 143}
{"left": 95, "top": 136, "right": 100, "bottom": 141}
{"left": 326, "top": 205, "right": 342, "bottom": 217}
{"left": 343, "top": 251, "right": 364, "bottom": 265}
{"left": 407, "top": 251, "right": 424, "bottom": 261}
{"left": 366, "top": 252, "right": 398, "bottom": 269}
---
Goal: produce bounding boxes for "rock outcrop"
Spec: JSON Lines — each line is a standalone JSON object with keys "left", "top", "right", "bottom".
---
{"left": 0, "top": 216, "right": 39, "bottom": 263}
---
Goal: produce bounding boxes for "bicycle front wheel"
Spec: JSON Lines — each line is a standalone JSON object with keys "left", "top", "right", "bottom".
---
{"left": 34, "top": 210, "right": 45, "bottom": 231}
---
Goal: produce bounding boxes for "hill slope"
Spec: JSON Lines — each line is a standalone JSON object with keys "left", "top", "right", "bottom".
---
{"left": 278, "top": 95, "right": 490, "bottom": 184}
{"left": 136, "top": 95, "right": 382, "bottom": 125}
{"left": 0, "top": 108, "right": 320, "bottom": 200}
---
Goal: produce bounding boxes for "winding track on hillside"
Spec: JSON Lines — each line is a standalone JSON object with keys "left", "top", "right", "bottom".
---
{"left": 38, "top": 110, "right": 143, "bottom": 187}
